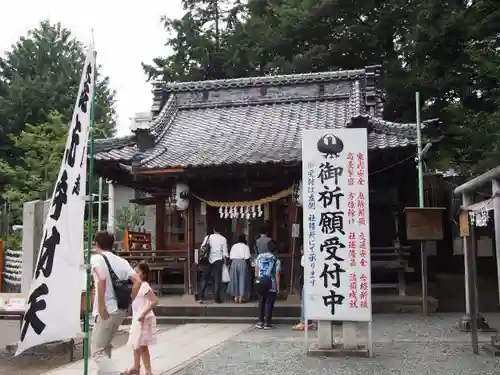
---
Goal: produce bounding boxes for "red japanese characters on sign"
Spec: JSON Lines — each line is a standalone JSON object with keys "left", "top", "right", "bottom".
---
{"left": 359, "top": 273, "right": 369, "bottom": 308}
{"left": 357, "top": 152, "right": 365, "bottom": 185}
{"left": 348, "top": 232, "right": 356, "bottom": 267}
{"left": 347, "top": 152, "right": 355, "bottom": 186}
{"left": 348, "top": 192, "right": 356, "bottom": 224}
{"left": 359, "top": 232, "right": 368, "bottom": 268}
{"left": 357, "top": 192, "right": 366, "bottom": 225}
{"left": 349, "top": 272, "right": 358, "bottom": 308}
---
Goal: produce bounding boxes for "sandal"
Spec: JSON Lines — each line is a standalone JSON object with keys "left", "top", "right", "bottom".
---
{"left": 292, "top": 323, "right": 305, "bottom": 331}
{"left": 122, "top": 368, "right": 140, "bottom": 375}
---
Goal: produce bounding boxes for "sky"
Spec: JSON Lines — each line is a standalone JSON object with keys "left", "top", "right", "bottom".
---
{"left": 0, "top": 0, "right": 184, "bottom": 136}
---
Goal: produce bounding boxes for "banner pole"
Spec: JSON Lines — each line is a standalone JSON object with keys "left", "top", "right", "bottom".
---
{"left": 83, "top": 47, "right": 97, "bottom": 375}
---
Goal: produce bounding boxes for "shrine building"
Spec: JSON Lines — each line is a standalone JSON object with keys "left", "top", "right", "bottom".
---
{"left": 93, "top": 65, "right": 441, "bottom": 308}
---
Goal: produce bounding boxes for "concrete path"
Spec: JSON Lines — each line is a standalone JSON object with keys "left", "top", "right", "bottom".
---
{"left": 41, "top": 323, "right": 250, "bottom": 375}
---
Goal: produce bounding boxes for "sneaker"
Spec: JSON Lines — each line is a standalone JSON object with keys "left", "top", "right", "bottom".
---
{"left": 263, "top": 324, "right": 275, "bottom": 330}
{"left": 255, "top": 322, "right": 264, "bottom": 329}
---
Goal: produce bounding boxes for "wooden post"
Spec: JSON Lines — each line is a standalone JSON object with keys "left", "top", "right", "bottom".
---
{"left": 492, "top": 180, "right": 500, "bottom": 304}
{"left": 0, "top": 239, "right": 3, "bottom": 292}
{"left": 156, "top": 199, "right": 165, "bottom": 249}
{"left": 289, "top": 202, "right": 298, "bottom": 295}
{"left": 187, "top": 203, "right": 194, "bottom": 295}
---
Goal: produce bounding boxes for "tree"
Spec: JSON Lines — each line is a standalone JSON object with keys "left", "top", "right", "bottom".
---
{"left": 0, "top": 21, "right": 116, "bottom": 168}
{"left": 0, "top": 112, "right": 68, "bottom": 220}
{"left": 0, "top": 20, "right": 116, "bottom": 208}
{"left": 146, "top": 0, "right": 500, "bottom": 175}
{"left": 143, "top": 0, "right": 246, "bottom": 81}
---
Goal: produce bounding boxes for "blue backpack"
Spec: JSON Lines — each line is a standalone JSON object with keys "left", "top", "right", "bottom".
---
{"left": 256, "top": 255, "right": 276, "bottom": 294}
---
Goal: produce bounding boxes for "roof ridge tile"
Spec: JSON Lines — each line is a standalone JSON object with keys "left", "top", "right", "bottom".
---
{"left": 153, "top": 66, "right": 380, "bottom": 93}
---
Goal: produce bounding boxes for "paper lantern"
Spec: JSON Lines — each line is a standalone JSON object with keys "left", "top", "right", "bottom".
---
{"left": 175, "top": 183, "right": 190, "bottom": 211}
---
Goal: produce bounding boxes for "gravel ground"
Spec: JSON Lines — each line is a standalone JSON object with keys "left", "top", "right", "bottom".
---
{"left": 176, "top": 314, "right": 500, "bottom": 375}
{"left": 3, "top": 314, "right": 500, "bottom": 375}
{"left": 0, "top": 320, "right": 174, "bottom": 375}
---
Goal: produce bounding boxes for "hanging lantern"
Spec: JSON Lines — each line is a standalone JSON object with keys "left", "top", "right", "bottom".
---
{"left": 292, "top": 180, "right": 303, "bottom": 206}
{"left": 174, "top": 183, "right": 190, "bottom": 211}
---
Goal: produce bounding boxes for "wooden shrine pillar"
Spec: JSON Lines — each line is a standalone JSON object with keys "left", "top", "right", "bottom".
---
{"left": 155, "top": 199, "right": 165, "bottom": 249}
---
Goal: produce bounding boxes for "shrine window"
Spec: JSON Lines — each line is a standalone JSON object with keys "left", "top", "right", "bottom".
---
{"left": 164, "top": 206, "right": 186, "bottom": 246}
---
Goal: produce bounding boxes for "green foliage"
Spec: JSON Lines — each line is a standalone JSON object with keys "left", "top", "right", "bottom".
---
{"left": 0, "top": 112, "right": 67, "bottom": 220}
{"left": 145, "top": 0, "right": 500, "bottom": 175}
{"left": 84, "top": 218, "right": 99, "bottom": 244}
{"left": 0, "top": 21, "right": 116, "bottom": 202}
{"left": 6, "top": 233, "right": 22, "bottom": 250}
{"left": 0, "top": 21, "right": 116, "bottom": 140}
{"left": 114, "top": 204, "right": 146, "bottom": 245}
{"left": 0, "top": 20, "right": 117, "bottom": 223}
{"left": 142, "top": 0, "right": 246, "bottom": 81}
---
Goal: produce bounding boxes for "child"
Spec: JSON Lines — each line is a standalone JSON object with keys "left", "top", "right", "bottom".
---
{"left": 124, "top": 262, "right": 158, "bottom": 375}
{"left": 255, "top": 239, "right": 280, "bottom": 330}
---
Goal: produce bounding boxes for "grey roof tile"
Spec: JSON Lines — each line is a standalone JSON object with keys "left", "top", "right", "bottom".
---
{"left": 136, "top": 99, "right": 416, "bottom": 169}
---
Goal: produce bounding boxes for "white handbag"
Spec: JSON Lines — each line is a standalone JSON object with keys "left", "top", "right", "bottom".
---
{"left": 222, "top": 264, "right": 231, "bottom": 283}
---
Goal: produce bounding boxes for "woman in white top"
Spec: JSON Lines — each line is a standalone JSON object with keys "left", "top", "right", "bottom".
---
{"left": 227, "top": 234, "right": 251, "bottom": 303}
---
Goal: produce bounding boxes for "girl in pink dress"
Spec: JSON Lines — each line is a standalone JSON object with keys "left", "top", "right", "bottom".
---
{"left": 124, "top": 262, "right": 158, "bottom": 375}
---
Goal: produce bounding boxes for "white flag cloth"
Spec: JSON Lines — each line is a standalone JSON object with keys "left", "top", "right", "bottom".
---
{"left": 16, "top": 42, "right": 95, "bottom": 355}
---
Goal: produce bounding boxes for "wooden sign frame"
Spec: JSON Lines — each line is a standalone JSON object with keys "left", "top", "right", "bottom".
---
{"left": 404, "top": 207, "right": 445, "bottom": 241}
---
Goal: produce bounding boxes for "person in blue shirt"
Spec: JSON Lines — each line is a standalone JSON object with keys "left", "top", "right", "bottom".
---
{"left": 255, "top": 239, "right": 281, "bottom": 329}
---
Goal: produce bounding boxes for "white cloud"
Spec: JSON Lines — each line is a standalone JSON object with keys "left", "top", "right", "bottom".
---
{"left": 0, "top": 0, "right": 184, "bottom": 136}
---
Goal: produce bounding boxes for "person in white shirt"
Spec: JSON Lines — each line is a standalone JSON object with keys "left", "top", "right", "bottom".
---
{"left": 90, "top": 231, "right": 141, "bottom": 375}
{"left": 195, "top": 227, "right": 228, "bottom": 304}
{"left": 227, "top": 234, "right": 251, "bottom": 303}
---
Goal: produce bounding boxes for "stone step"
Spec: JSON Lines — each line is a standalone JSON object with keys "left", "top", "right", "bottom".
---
{"left": 152, "top": 296, "right": 439, "bottom": 317}
{"left": 124, "top": 316, "right": 300, "bottom": 325}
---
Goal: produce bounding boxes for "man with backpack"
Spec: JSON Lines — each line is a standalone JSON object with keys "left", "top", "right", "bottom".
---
{"left": 90, "top": 231, "right": 141, "bottom": 375}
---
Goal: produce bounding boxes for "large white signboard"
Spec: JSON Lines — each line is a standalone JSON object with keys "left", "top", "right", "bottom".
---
{"left": 302, "top": 128, "right": 372, "bottom": 322}
{"left": 16, "top": 44, "right": 95, "bottom": 355}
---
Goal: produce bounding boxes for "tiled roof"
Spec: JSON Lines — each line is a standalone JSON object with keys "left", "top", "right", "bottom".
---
{"left": 94, "top": 66, "right": 425, "bottom": 169}
{"left": 137, "top": 103, "right": 415, "bottom": 169}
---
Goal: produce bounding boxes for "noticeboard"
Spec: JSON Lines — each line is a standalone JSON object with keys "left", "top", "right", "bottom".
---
{"left": 458, "top": 209, "right": 470, "bottom": 237}
{"left": 404, "top": 207, "right": 445, "bottom": 241}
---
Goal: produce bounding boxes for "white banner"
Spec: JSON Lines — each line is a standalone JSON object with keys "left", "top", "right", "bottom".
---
{"left": 16, "top": 43, "right": 95, "bottom": 355}
{"left": 302, "top": 128, "right": 372, "bottom": 322}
